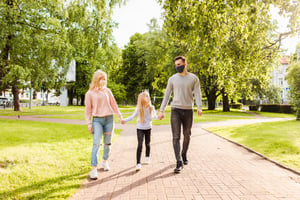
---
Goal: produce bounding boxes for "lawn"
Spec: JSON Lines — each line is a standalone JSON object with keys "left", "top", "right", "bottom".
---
{"left": 207, "top": 120, "right": 300, "bottom": 172}
{"left": 14, "top": 106, "right": 257, "bottom": 125}
{"left": 0, "top": 105, "right": 136, "bottom": 116}
{"left": 0, "top": 119, "right": 121, "bottom": 200}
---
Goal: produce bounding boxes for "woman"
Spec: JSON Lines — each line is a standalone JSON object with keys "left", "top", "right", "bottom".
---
{"left": 85, "top": 70, "right": 123, "bottom": 180}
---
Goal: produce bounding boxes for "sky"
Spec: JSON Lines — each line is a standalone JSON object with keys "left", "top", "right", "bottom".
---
{"left": 112, "top": 0, "right": 299, "bottom": 55}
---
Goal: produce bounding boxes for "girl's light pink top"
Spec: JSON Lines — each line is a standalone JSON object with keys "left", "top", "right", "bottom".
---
{"left": 85, "top": 88, "right": 122, "bottom": 127}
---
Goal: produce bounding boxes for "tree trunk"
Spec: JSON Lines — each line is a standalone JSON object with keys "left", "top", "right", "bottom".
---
{"left": 81, "top": 94, "right": 85, "bottom": 106}
{"left": 297, "top": 108, "right": 300, "bottom": 121}
{"left": 222, "top": 89, "right": 230, "bottom": 112}
{"left": 12, "top": 85, "right": 21, "bottom": 111}
{"left": 207, "top": 92, "right": 217, "bottom": 110}
{"left": 68, "top": 87, "right": 74, "bottom": 105}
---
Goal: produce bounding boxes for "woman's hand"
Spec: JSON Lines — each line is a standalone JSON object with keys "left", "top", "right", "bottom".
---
{"left": 88, "top": 126, "right": 94, "bottom": 134}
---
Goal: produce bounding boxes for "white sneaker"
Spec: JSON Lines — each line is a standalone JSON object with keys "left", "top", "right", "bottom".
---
{"left": 89, "top": 167, "right": 98, "bottom": 180}
{"left": 136, "top": 163, "right": 142, "bottom": 171}
{"left": 102, "top": 161, "right": 110, "bottom": 171}
{"left": 145, "top": 157, "right": 151, "bottom": 164}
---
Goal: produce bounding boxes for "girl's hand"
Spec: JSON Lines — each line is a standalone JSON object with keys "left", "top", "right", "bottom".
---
{"left": 121, "top": 120, "right": 126, "bottom": 124}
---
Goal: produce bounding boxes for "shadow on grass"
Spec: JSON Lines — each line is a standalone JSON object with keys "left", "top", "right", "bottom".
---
{"left": 0, "top": 171, "right": 89, "bottom": 200}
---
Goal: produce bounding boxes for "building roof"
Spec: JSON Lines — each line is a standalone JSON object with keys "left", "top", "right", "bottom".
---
{"left": 280, "top": 57, "right": 289, "bottom": 64}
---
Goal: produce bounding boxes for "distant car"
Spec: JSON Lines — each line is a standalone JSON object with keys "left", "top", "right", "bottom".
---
{"left": 0, "top": 97, "right": 13, "bottom": 107}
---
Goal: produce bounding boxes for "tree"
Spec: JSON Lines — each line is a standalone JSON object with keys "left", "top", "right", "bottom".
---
{"left": 0, "top": 0, "right": 72, "bottom": 111}
{"left": 115, "top": 19, "right": 172, "bottom": 104}
{"left": 160, "top": 0, "right": 300, "bottom": 111}
{"left": 0, "top": 0, "right": 125, "bottom": 110}
{"left": 286, "top": 62, "right": 300, "bottom": 120}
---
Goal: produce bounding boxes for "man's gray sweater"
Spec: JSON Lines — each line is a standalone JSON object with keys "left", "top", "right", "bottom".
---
{"left": 160, "top": 72, "right": 202, "bottom": 111}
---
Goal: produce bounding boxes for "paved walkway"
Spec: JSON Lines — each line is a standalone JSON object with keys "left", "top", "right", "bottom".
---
{"left": 70, "top": 119, "right": 300, "bottom": 200}
{"left": 1, "top": 115, "right": 300, "bottom": 199}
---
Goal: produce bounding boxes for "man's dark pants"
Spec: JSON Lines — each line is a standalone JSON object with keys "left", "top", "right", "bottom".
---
{"left": 170, "top": 108, "right": 193, "bottom": 162}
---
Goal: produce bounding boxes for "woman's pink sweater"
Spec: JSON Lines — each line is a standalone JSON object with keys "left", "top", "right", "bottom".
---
{"left": 85, "top": 88, "right": 122, "bottom": 128}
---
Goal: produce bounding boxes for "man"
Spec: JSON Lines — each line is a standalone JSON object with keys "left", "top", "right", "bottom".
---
{"left": 158, "top": 56, "right": 202, "bottom": 173}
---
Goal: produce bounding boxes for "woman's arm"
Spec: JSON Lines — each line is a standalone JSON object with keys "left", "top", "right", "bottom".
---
{"left": 84, "top": 91, "right": 93, "bottom": 132}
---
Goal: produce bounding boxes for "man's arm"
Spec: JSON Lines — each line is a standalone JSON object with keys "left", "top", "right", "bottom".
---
{"left": 193, "top": 77, "right": 203, "bottom": 116}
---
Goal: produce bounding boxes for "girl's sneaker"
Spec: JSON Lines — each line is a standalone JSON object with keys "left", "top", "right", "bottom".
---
{"left": 102, "top": 161, "right": 110, "bottom": 171}
{"left": 136, "top": 163, "right": 142, "bottom": 171}
{"left": 89, "top": 167, "right": 98, "bottom": 180}
{"left": 145, "top": 157, "right": 151, "bottom": 164}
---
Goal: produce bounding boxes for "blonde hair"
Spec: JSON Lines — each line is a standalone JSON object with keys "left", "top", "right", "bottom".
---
{"left": 89, "top": 70, "right": 107, "bottom": 90}
{"left": 137, "top": 91, "right": 153, "bottom": 123}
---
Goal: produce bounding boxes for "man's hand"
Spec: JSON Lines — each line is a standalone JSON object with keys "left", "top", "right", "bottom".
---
{"left": 158, "top": 111, "right": 165, "bottom": 120}
{"left": 197, "top": 109, "right": 203, "bottom": 116}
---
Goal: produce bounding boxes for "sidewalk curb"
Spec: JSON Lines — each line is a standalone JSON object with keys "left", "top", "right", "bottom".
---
{"left": 204, "top": 128, "right": 300, "bottom": 176}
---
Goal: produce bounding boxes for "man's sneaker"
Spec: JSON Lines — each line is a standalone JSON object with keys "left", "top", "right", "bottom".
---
{"left": 182, "top": 154, "right": 188, "bottom": 165}
{"left": 102, "top": 161, "right": 110, "bottom": 171}
{"left": 174, "top": 161, "right": 183, "bottom": 173}
{"left": 145, "top": 157, "right": 151, "bottom": 164}
{"left": 89, "top": 167, "right": 98, "bottom": 180}
{"left": 136, "top": 163, "right": 142, "bottom": 171}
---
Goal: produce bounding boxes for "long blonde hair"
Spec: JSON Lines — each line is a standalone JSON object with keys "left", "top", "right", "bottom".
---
{"left": 89, "top": 70, "right": 107, "bottom": 90}
{"left": 137, "top": 91, "right": 153, "bottom": 123}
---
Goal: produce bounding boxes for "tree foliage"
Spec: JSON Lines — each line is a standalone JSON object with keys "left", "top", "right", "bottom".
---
{"left": 286, "top": 62, "right": 300, "bottom": 120}
{"left": 159, "top": 0, "right": 300, "bottom": 111}
{"left": 114, "top": 19, "right": 172, "bottom": 104}
{"left": 0, "top": 0, "right": 125, "bottom": 110}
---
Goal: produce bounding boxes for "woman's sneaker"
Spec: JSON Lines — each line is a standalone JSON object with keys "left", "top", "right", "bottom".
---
{"left": 102, "top": 161, "right": 110, "bottom": 171}
{"left": 136, "top": 163, "right": 142, "bottom": 171}
{"left": 89, "top": 167, "right": 98, "bottom": 180}
{"left": 145, "top": 157, "right": 151, "bottom": 164}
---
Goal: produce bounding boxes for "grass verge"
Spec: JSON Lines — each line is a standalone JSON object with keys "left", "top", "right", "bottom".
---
{"left": 206, "top": 120, "right": 300, "bottom": 172}
{"left": 0, "top": 119, "right": 121, "bottom": 200}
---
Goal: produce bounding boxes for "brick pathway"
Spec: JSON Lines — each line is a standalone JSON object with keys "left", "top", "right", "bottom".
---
{"left": 70, "top": 122, "right": 300, "bottom": 200}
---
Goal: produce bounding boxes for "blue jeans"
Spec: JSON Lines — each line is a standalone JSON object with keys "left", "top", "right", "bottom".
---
{"left": 91, "top": 115, "right": 114, "bottom": 167}
{"left": 171, "top": 108, "right": 193, "bottom": 162}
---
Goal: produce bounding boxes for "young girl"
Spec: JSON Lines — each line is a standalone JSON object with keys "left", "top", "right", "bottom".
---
{"left": 85, "top": 70, "right": 123, "bottom": 180}
{"left": 121, "top": 91, "right": 158, "bottom": 171}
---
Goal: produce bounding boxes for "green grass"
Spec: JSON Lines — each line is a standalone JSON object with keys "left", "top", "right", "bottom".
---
{"left": 0, "top": 106, "right": 85, "bottom": 116}
{"left": 25, "top": 106, "right": 256, "bottom": 124}
{"left": 0, "top": 119, "right": 121, "bottom": 200}
{"left": 207, "top": 120, "right": 300, "bottom": 172}
{"left": 252, "top": 111, "right": 296, "bottom": 118}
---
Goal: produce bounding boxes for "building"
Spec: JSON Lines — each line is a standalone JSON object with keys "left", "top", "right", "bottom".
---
{"left": 270, "top": 57, "right": 290, "bottom": 104}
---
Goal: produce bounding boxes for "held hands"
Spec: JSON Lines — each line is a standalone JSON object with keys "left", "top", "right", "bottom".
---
{"left": 121, "top": 119, "right": 126, "bottom": 124}
{"left": 197, "top": 109, "right": 203, "bottom": 116}
{"left": 158, "top": 111, "right": 164, "bottom": 120}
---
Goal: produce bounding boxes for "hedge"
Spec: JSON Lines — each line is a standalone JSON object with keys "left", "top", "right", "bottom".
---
{"left": 260, "top": 104, "right": 294, "bottom": 113}
{"left": 230, "top": 103, "right": 243, "bottom": 109}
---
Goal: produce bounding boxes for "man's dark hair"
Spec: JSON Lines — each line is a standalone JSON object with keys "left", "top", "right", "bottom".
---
{"left": 174, "top": 56, "right": 186, "bottom": 63}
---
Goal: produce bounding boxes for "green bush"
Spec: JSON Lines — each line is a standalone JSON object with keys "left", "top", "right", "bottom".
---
{"left": 152, "top": 97, "right": 163, "bottom": 109}
{"left": 249, "top": 105, "right": 259, "bottom": 111}
{"left": 230, "top": 103, "right": 243, "bottom": 109}
{"left": 260, "top": 104, "right": 294, "bottom": 113}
